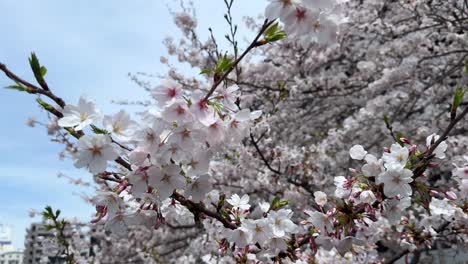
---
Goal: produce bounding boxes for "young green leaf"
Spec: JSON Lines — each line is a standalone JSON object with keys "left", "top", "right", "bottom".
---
{"left": 263, "top": 22, "right": 286, "bottom": 43}
{"left": 452, "top": 87, "right": 466, "bottom": 111}
{"left": 5, "top": 85, "right": 28, "bottom": 92}
{"left": 91, "top": 125, "right": 109, "bottom": 135}
{"left": 200, "top": 68, "right": 213, "bottom": 75}
{"left": 40, "top": 66, "right": 47, "bottom": 77}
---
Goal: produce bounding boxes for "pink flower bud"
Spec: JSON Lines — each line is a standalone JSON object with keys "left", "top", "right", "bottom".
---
{"left": 445, "top": 191, "right": 457, "bottom": 200}
{"left": 400, "top": 138, "right": 411, "bottom": 145}
{"left": 383, "top": 147, "right": 390, "bottom": 153}
{"left": 428, "top": 190, "right": 439, "bottom": 197}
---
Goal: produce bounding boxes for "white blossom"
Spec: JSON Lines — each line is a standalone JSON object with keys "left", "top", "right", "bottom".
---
{"left": 382, "top": 143, "right": 409, "bottom": 169}
{"left": 378, "top": 167, "right": 413, "bottom": 198}
{"left": 58, "top": 96, "right": 101, "bottom": 130}
{"left": 349, "top": 144, "right": 367, "bottom": 160}
{"left": 226, "top": 194, "right": 251, "bottom": 211}
{"left": 73, "top": 134, "right": 118, "bottom": 174}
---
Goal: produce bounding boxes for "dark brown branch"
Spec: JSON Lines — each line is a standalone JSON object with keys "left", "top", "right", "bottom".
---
{"left": 413, "top": 106, "right": 468, "bottom": 178}
{"left": 1, "top": 63, "right": 65, "bottom": 108}
{"left": 1, "top": 62, "right": 132, "bottom": 171}
{"left": 250, "top": 132, "right": 282, "bottom": 175}
{"left": 171, "top": 192, "right": 237, "bottom": 229}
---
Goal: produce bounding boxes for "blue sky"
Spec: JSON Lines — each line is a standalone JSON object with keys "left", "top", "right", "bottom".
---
{"left": 0, "top": 0, "right": 266, "bottom": 249}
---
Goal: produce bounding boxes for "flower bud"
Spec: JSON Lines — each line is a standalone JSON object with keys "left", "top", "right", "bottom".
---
{"left": 399, "top": 138, "right": 411, "bottom": 145}
{"left": 445, "top": 191, "right": 457, "bottom": 200}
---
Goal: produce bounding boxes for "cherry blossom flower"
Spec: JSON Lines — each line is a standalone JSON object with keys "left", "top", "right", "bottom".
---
{"left": 58, "top": 96, "right": 101, "bottom": 130}
{"left": 190, "top": 91, "right": 215, "bottom": 122}
{"left": 243, "top": 218, "right": 273, "bottom": 245}
{"left": 103, "top": 110, "right": 135, "bottom": 142}
{"left": 283, "top": 6, "right": 317, "bottom": 37}
{"left": 361, "top": 154, "right": 383, "bottom": 177}
{"left": 426, "top": 133, "right": 447, "bottom": 159}
{"left": 304, "top": 210, "right": 333, "bottom": 234}
{"left": 268, "top": 209, "right": 298, "bottom": 237}
{"left": 383, "top": 197, "right": 411, "bottom": 224}
{"left": 185, "top": 150, "right": 211, "bottom": 176}
{"left": 303, "top": 0, "right": 335, "bottom": 10}
{"left": 128, "top": 169, "right": 149, "bottom": 199}
{"left": 184, "top": 174, "right": 212, "bottom": 202}
{"left": 226, "top": 109, "right": 251, "bottom": 143}
{"left": 161, "top": 100, "right": 194, "bottom": 124}
{"left": 264, "top": 0, "right": 300, "bottom": 20}
{"left": 334, "top": 176, "right": 352, "bottom": 198}
{"left": 314, "top": 191, "right": 327, "bottom": 206}
{"left": 266, "top": 237, "right": 288, "bottom": 256}
{"left": 221, "top": 84, "right": 240, "bottom": 110}
{"left": 168, "top": 123, "right": 200, "bottom": 150}
{"left": 134, "top": 121, "right": 166, "bottom": 154}
{"left": 73, "top": 134, "right": 119, "bottom": 174}
{"left": 225, "top": 226, "right": 251, "bottom": 248}
{"left": 148, "top": 164, "right": 185, "bottom": 200}
{"left": 226, "top": 194, "right": 251, "bottom": 211}
{"left": 151, "top": 79, "right": 182, "bottom": 106}
{"left": 92, "top": 191, "right": 124, "bottom": 218}
{"left": 200, "top": 116, "right": 225, "bottom": 146}
{"left": 349, "top": 144, "right": 367, "bottom": 160}
{"left": 259, "top": 201, "right": 271, "bottom": 213}
{"left": 378, "top": 167, "right": 413, "bottom": 197}
{"left": 382, "top": 143, "right": 409, "bottom": 169}
{"left": 359, "top": 190, "right": 376, "bottom": 205}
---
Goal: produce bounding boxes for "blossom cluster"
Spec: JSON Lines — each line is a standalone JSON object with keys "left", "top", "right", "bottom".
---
{"left": 2, "top": 0, "right": 467, "bottom": 262}
{"left": 56, "top": 80, "right": 262, "bottom": 232}
{"left": 265, "top": 0, "right": 348, "bottom": 45}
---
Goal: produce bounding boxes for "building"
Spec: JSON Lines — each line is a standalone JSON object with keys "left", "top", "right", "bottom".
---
{"left": 23, "top": 223, "right": 60, "bottom": 264}
{"left": 23, "top": 222, "right": 89, "bottom": 264}
{"left": 0, "top": 251, "right": 23, "bottom": 264}
{"left": 0, "top": 224, "right": 22, "bottom": 264}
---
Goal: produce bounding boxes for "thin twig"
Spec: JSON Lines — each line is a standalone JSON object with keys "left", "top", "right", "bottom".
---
{"left": 203, "top": 19, "right": 275, "bottom": 101}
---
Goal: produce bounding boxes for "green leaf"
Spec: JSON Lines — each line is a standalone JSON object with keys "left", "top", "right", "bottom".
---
{"left": 465, "top": 63, "right": 468, "bottom": 75}
{"left": 215, "top": 55, "right": 234, "bottom": 74}
{"left": 270, "top": 195, "right": 288, "bottom": 210}
{"left": 29, "top": 52, "right": 48, "bottom": 87}
{"left": 452, "top": 87, "right": 466, "bottom": 111}
{"left": 29, "top": 52, "right": 43, "bottom": 79}
{"left": 263, "top": 22, "right": 286, "bottom": 43}
{"left": 36, "top": 98, "right": 53, "bottom": 111}
{"left": 383, "top": 114, "right": 390, "bottom": 127}
{"left": 200, "top": 68, "right": 213, "bottom": 75}
{"left": 264, "top": 23, "right": 279, "bottom": 37}
{"left": 271, "top": 196, "right": 280, "bottom": 208}
{"left": 278, "top": 81, "right": 289, "bottom": 100}
{"left": 90, "top": 125, "right": 109, "bottom": 135}
{"left": 5, "top": 85, "right": 28, "bottom": 92}
{"left": 40, "top": 66, "right": 47, "bottom": 77}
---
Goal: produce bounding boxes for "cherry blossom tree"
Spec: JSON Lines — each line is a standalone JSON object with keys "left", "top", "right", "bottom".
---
{"left": 1, "top": 0, "right": 468, "bottom": 263}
